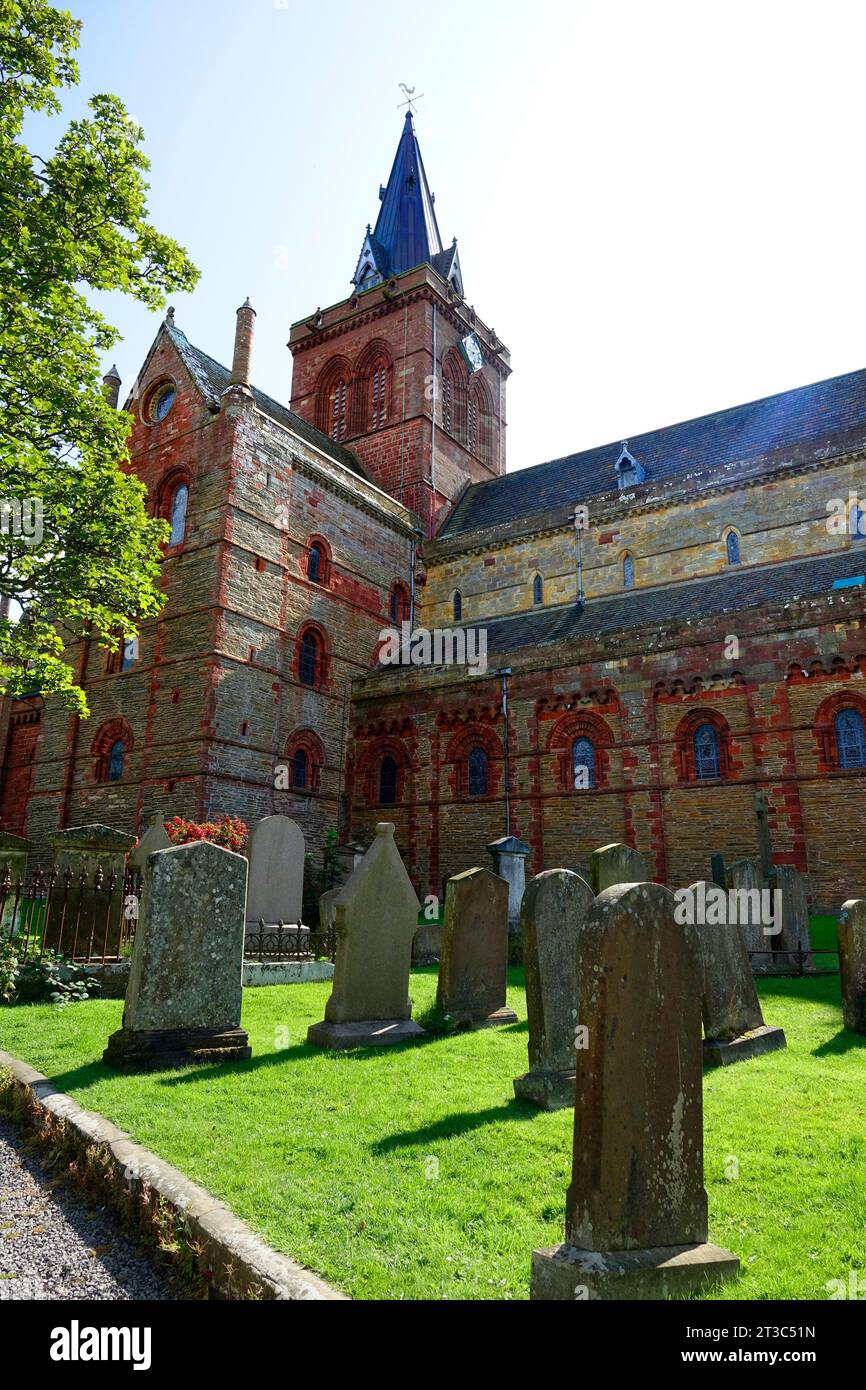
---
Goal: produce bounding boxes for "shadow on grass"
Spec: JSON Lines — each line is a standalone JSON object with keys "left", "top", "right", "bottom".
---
{"left": 370, "top": 1097, "right": 539, "bottom": 1153}
{"left": 812, "top": 1028, "right": 866, "bottom": 1057}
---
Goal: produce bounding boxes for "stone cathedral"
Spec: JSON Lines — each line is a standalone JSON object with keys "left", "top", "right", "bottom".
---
{"left": 2, "top": 111, "right": 866, "bottom": 911}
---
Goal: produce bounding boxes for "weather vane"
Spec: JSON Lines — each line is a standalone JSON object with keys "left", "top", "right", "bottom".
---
{"left": 397, "top": 83, "right": 424, "bottom": 113}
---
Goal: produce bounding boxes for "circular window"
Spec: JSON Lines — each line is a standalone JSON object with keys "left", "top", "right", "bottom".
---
{"left": 147, "top": 382, "right": 175, "bottom": 423}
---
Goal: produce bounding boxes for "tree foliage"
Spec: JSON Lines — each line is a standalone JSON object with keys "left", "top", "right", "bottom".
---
{"left": 0, "top": 0, "right": 199, "bottom": 714}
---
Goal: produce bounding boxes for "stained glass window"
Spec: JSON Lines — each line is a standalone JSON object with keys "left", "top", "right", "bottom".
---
{"left": 299, "top": 631, "right": 319, "bottom": 686}
{"left": 292, "top": 748, "right": 308, "bottom": 790}
{"left": 533, "top": 574, "right": 543, "bottom": 605}
{"left": 107, "top": 740, "right": 125, "bottom": 782}
{"left": 726, "top": 531, "right": 740, "bottom": 565}
{"left": 308, "top": 544, "right": 321, "bottom": 583}
{"left": 453, "top": 591, "right": 462, "bottom": 622}
{"left": 623, "top": 553, "right": 634, "bottom": 589}
{"left": 835, "top": 708, "right": 866, "bottom": 768}
{"left": 468, "top": 746, "right": 488, "bottom": 796}
{"left": 379, "top": 755, "right": 397, "bottom": 804}
{"left": 572, "top": 736, "right": 596, "bottom": 789}
{"left": 169, "top": 484, "right": 188, "bottom": 545}
{"left": 694, "top": 723, "right": 720, "bottom": 779}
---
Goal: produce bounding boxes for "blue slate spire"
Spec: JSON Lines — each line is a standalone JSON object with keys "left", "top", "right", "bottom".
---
{"left": 353, "top": 113, "right": 463, "bottom": 294}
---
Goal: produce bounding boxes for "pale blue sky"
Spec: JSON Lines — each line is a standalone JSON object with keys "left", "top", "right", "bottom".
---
{"left": 33, "top": 0, "right": 866, "bottom": 471}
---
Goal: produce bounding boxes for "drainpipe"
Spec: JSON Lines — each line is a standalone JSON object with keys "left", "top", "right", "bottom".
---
{"left": 498, "top": 667, "right": 512, "bottom": 836}
{"left": 573, "top": 504, "right": 586, "bottom": 605}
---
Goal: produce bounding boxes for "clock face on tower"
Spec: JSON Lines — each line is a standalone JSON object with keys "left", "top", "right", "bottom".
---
{"left": 459, "top": 332, "right": 484, "bottom": 375}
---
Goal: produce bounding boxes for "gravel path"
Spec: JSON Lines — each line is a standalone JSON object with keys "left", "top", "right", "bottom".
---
{"left": 0, "top": 1116, "right": 176, "bottom": 1301}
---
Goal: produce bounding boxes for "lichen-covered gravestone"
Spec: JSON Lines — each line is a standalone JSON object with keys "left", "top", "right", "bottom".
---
{"left": 436, "top": 866, "right": 517, "bottom": 1028}
{"left": 514, "top": 869, "right": 594, "bottom": 1108}
{"left": 838, "top": 900, "right": 866, "bottom": 1034}
{"left": 725, "top": 857, "right": 771, "bottom": 969}
{"left": 683, "top": 881, "right": 786, "bottom": 1067}
{"left": 768, "top": 864, "right": 812, "bottom": 969}
{"left": 531, "top": 882, "right": 739, "bottom": 1299}
{"left": 246, "top": 814, "right": 305, "bottom": 929}
{"left": 307, "top": 823, "right": 424, "bottom": 1048}
{"left": 587, "top": 842, "right": 649, "bottom": 895}
{"left": 104, "top": 840, "right": 250, "bottom": 1070}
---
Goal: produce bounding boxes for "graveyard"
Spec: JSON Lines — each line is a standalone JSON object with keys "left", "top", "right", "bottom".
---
{"left": 1, "top": 908, "right": 862, "bottom": 1301}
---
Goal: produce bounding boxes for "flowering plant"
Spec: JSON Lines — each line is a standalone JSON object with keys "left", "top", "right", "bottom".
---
{"left": 164, "top": 814, "right": 248, "bottom": 854}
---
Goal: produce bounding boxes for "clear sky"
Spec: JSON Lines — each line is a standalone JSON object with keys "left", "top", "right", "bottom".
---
{"left": 34, "top": 0, "right": 866, "bottom": 473}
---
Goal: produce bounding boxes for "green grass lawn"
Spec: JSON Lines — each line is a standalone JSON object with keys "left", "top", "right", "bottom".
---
{"left": 1, "top": 953, "right": 864, "bottom": 1301}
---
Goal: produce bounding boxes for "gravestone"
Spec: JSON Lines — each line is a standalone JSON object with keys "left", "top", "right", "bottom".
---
{"left": 588, "top": 842, "right": 649, "bottom": 895}
{"left": 514, "top": 869, "right": 594, "bottom": 1108}
{"left": 725, "top": 858, "right": 772, "bottom": 970}
{"left": 307, "top": 823, "right": 424, "bottom": 1048}
{"left": 47, "top": 823, "right": 136, "bottom": 956}
{"left": 486, "top": 836, "right": 531, "bottom": 936}
{"left": 754, "top": 789, "right": 774, "bottom": 881}
{"left": 0, "top": 832, "right": 30, "bottom": 931}
{"left": 531, "top": 882, "right": 739, "bottom": 1299}
{"left": 246, "top": 814, "right": 305, "bottom": 929}
{"left": 837, "top": 900, "right": 866, "bottom": 1034}
{"left": 104, "top": 840, "right": 250, "bottom": 1070}
{"left": 684, "top": 881, "right": 786, "bottom": 1067}
{"left": 437, "top": 866, "right": 517, "bottom": 1028}
{"left": 710, "top": 853, "right": 726, "bottom": 890}
{"left": 130, "top": 812, "right": 171, "bottom": 870}
{"left": 768, "top": 865, "right": 812, "bottom": 969}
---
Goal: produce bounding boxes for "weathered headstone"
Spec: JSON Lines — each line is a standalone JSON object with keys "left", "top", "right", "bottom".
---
{"left": 47, "top": 823, "right": 136, "bottom": 956}
{"left": 710, "top": 853, "right": 726, "bottom": 890}
{"left": 486, "top": 835, "right": 531, "bottom": 936}
{"left": 246, "top": 814, "right": 305, "bottom": 928}
{"left": 725, "top": 857, "right": 771, "bottom": 970}
{"left": 838, "top": 900, "right": 866, "bottom": 1034}
{"left": 683, "top": 881, "right": 786, "bottom": 1066}
{"left": 754, "top": 789, "right": 774, "bottom": 881}
{"left": 412, "top": 915, "right": 443, "bottom": 965}
{"left": 768, "top": 864, "right": 813, "bottom": 969}
{"left": 587, "top": 841, "right": 649, "bottom": 895}
{"left": 531, "top": 882, "right": 739, "bottom": 1299}
{"left": 437, "top": 866, "right": 517, "bottom": 1028}
{"left": 130, "top": 812, "right": 171, "bottom": 870}
{"left": 514, "top": 869, "right": 594, "bottom": 1108}
{"left": 104, "top": 840, "right": 250, "bottom": 1070}
{"left": 307, "top": 823, "right": 424, "bottom": 1048}
{"left": 0, "top": 832, "right": 30, "bottom": 931}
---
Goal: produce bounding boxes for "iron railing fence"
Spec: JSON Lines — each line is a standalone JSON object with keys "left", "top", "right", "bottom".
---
{"left": 244, "top": 918, "right": 336, "bottom": 963}
{"left": 0, "top": 864, "right": 141, "bottom": 964}
{"left": 748, "top": 940, "right": 839, "bottom": 976}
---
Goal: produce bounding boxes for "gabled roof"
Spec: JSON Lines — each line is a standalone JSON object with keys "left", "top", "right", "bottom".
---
{"left": 353, "top": 112, "right": 454, "bottom": 287}
{"left": 439, "top": 366, "right": 866, "bottom": 538}
{"left": 163, "top": 321, "right": 367, "bottom": 477}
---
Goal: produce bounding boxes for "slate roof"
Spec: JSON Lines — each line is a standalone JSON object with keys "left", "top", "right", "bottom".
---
{"left": 464, "top": 546, "right": 866, "bottom": 657}
{"left": 354, "top": 111, "right": 447, "bottom": 284}
{"left": 440, "top": 367, "right": 866, "bottom": 538}
{"left": 165, "top": 322, "right": 367, "bottom": 478}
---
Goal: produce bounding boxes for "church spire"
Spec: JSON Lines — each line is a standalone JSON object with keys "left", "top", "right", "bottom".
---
{"left": 352, "top": 111, "right": 463, "bottom": 295}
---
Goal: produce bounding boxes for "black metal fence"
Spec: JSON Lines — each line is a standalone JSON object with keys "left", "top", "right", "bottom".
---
{"left": 0, "top": 864, "right": 141, "bottom": 964}
{"left": 748, "top": 941, "right": 839, "bottom": 976}
{"left": 244, "top": 918, "right": 336, "bottom": 963}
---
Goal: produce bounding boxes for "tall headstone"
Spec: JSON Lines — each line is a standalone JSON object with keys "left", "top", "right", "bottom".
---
{"left": 754, "top": 789, "right": 774, "bottom": 881}
{"left": 104, "top": 840, "right": 250, "bottom": 1070}
{"left": 684, "top": 881, "right": 786, "bottom": 1066}
{"left": 514, "top": 869, "right": 594, "bottom": 1108}
{"left": 246, "top": 814, "right": 305, "bottom": 929}
{"left": 129, "top": 812, "right": 171, "bottom": 870}
{"left": 768, "top": 865, "right": 812, "bottom": 968}
{"left": 838, "top": 900, "right": 866, "bottom": 1034}
{"left": 531, "top": 882, "right": 739, "bottom": 1299}
{"left": 486, "top": 835, "right": 531, "bottom": 935}
{"left": 307, "top": 823, "right": 424, "bottom": 1048}
{"left": 588, "top": 842, "right": 649, "bottom": 895}
{"left": 437, "top": 866, "right": 517, "bottom": 1028}
{"left": 47, "top": 823, "right": 136, "bottom": 956}
{"left": 725, "top": 858, "right": 772, "bottom": 970}
{"left": 710, "top": 853, "right": 726, "bottom": 890}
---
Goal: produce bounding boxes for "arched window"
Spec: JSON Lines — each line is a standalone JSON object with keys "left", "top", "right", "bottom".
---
{"left": 107, "top": 740, "right": 125, "bottom": 782}
{"left": 572, "top": 736, "right": 596, "bottom": 789}
{"left": 389, "top": 582, "right": 409, "bottom": 625}
{"left": 533, "top": 574, "right": 543, "bottom": 606}
{"left": 694, "top": 723, "right": 720, "bottom": 780}
{"left": 308, "top": 543, "right": 322, "bottom": 584}
{"left": 726, "top": 531, "right": 741, "bottom": 565}
{"left": 298, "top": 630, "right": 321, "bottom": 687}
{"left": 379, "top": 755, "right": 397, "bottom": 805}
{"left": 623, "top": 553, "right": 634, "bottom": 589}
{"left": 453, "top": 591, "right": 462, "bottom": 622}
{"left": 468, "top": 746, "right": 488, "bottom": 796}
{"left": 169, "top": 483, "right": 188, "bottom": 545}
{"left": 441, "top": 354, "right": 467, "bottom": 443}
{"left": 292, "top": 747, "right": 308, "bottom": 790}
{"left": 835, "top": 708, "right": 866, "bottom": 768}
{"left": 329, "top": 377, "right": 348, "bottom": 442}
{"left": 370, "top": 362, "right": 387, "bottom": 431}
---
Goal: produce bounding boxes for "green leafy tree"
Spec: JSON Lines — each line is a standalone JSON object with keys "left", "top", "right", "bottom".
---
{"left": 0, "top": 0, "right": 199, "bottom": 714}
